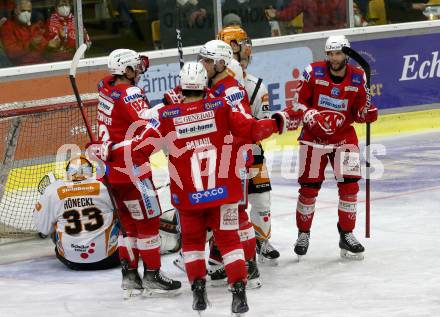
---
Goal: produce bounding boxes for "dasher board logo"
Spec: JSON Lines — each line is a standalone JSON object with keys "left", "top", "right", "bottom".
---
{"left": 173, "top": 110, "right": 214, "bottom": 126}
{"left": 176, "top": 119, "right": 217, "bottom": 139}
{"left": 318, "top": 94, "right": 348, "bottom": 111}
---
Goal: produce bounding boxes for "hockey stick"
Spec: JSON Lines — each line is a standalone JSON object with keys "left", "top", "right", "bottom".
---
{"left": 176, "top": 28, "right": 184, "bottom": 69}
{"left": 69, "top": 44, "right": 136, "bottom": 261}
{"left": 342, "top": 46, "right": 371, "bottom": 238}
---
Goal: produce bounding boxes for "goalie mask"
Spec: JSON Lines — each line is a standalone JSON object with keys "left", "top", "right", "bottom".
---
{"left": 66, "top": 155, "right": 93, "bottom": 181}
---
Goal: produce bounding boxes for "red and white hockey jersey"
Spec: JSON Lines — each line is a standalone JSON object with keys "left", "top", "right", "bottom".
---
{"left": 97, "top": 76, "right": 155, "bottom": 182}
{"left": 33, "top": 178, "right": 118, "bottom": 264}
{"left": 298, "top": 61, "right": 369, "bottom": 146}
{"left": 114, "top": 97, "right": 276, "bottom": 210}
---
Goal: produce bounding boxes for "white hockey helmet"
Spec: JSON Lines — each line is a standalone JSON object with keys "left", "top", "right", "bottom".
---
{"left": 226, "top": 59, "right": 244, "bottom": 86}
{"left": 179, "top": 62, "right": 208, "bottom": 91}
{"left": 198, "top": 40, "right": 233, "bottom": 67}
{"left": 66, "top": 155, "right": 93, "bottom": 181}
{"left": 325, "top": 35, "right": 350, "bottom": 53}
{"left": 108, "top": 49, "right": 149, "bottom": 75}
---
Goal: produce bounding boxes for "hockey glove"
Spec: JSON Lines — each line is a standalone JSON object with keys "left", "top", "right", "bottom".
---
{"left": 163, "top": 86, "right": 185, "bottom": 105}
{"left": 86, "top": 140, "right": 113, "bottom": 162}
{"left": 303, "top": 109, "right": 335, "bottom": 139}
{"left": 272, "top": 106, "right": 304, "bottom": 134}
{"left": 356, "top": 104, "right": 378, "bottom": 123}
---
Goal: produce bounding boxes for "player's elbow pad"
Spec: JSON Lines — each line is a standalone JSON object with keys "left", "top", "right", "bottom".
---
{"left": 252, "top": 119, "right": 278, "bottom": 142}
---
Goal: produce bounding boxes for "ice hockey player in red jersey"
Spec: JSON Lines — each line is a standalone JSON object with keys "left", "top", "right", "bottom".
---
{"left": 292, "top": 35, "right": 378, "bottom": 260}
{"left": 217, "top": 25, "right": 282, "bottom": 265}
{"left": 197, "top": 39, "right": 263, "bottom": 288}
{"left": 95, "top": 48, "right": 181, "bottom": 298}
{"left": 98, "top": 61, "right": 291, "bottom": 315}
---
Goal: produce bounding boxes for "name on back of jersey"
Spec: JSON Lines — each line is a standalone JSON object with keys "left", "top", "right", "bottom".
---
{"left": 64, "top": 197, "right": 94, "bottom": 210}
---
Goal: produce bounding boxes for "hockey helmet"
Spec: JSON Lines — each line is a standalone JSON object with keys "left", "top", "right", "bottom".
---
{"left": 108, "top": 49, "right": 149, "bottom": 75}
{"left": 66, "top": 155, "right": 93, "bottom": 181}
{"left": 325, "top": 35, "right": 350, "bottom": 53}
{"left": 217, "top": 26, "right": 252, "bottom": 57}
{"left": 198, "top": 40, "right": 233, "bottom": 67}
{"left": 179, "top": 62, "right": 208, "bottom": 91}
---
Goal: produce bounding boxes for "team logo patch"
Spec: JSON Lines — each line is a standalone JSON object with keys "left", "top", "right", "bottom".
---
{"left": 318, "top": 94, "right": 348, "bottom": 111}
{"left": 35, "top": 202, "right": 42, "bottom": 212}
{"left": 320, "top": 110, "right": 346, "bottom": 130}
{"left": 161, "top": 108, "right": 181, "bottom": 118}
{"left": 331, "top": 87, "right": 340, "bottom": 97}
{"left": 213, "top": 84, "right": 225, "bottom": 97}
{"left": 204, "top": 100, "right": 224, "bottom": 111}
{"left": 314, "top": 66, "right": 325, "bottom": 78}
{"left": 189, "top": 186, "right": 228, "bottom": 204}
{"left": 351, "top": 73, "right": 362, "bottom": 85}
{"left": 110, "top": 90, "right": 121, "bottom": 100}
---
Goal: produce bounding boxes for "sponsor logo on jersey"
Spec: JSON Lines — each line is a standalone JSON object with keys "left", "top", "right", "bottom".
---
{"left": 176, "top": 119, "right": 217, "bottom": 139}
{"left": 314, "top": 66, "right": 325, "bottom": 78}
{"left": 225, "top": 89, "right": 245, "bottom": 105}
{"left": 123, "top": 93, "right": 144, "bottom": 103}
{"left": 204, "top": 100, "right": 224, "bottom": 111}
{"left": 110, "top": 90, "right": 121, "bottom": 100}
{"left": 161, "top": 108, "right": 181, "bottom": 118}
{"left": 57, "top": 183, "right": 100, "bottom": 200}
{"left": 186, "top": 137, "right": 212, "bottom": 150}
{"left": 172, "top": 193, "right": 180, "bottom": 205}
{"left": 344, "top": 86, "right": 359, "bottom": 92}
{"left": 189, "top": 186, "right": 228, "bottom": 204}
{"left": 302, "top": 70, "right": 311, "bottom": 82}
{"left": 64, "top": 198, "right": 94, "bottom": 210}
{"left": 146, "top": 118, "right": 160, "bottom": 129}
{"left": 213, "top": 84, "right": 225, "bottom": 97}
{"left": 316, "top": 79, "right": 329, "bottom": 86}
{"left": 98, "top": 94, "right": 114, "bottom": 116}
{"left": 351, "top": 73, "right": 363, "bottom": 85}
{"left": 173, "top": 111, "right": 214, "bottom": 126}
{"left": 331, "top": 87, "right": 341, "bottom": 97}
{"left": 318, "top": 94, "right": 348, "bottom": 111}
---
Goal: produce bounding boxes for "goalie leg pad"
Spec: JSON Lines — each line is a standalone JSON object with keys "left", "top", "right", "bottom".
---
{"left": 249, "top": 191, "right": 272, "bottom": 241}
{"left": 337, "top": 179, "right": 359, "bottom": 232}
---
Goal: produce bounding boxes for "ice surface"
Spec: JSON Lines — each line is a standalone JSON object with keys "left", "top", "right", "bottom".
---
{"left": 1, "top": 131, "right": 439, "bottom": 317}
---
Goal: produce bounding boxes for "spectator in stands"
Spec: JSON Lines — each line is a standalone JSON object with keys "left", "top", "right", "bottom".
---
{"left": 385, "top": 0, "right": 429, "bottom": 23}
{"left": 222, "top": 0, "right": 272, "bottom": 39}
{"left": 158, "top": 0, "right": 214, "bottom": 49}
{"left": 354, "top": 0, "right": 369, "bottom": 26}
{"left": 0, "top": 0, "right": 14, "bottom": 19}
{"left": 0, "top": 0, "right": 57, "bottom": 66}
{"left": 265, "top": 0, "right": 347, "bottom": 33}
{"left": 223, "top": 12, "right": 242, "bottom": 27}
{"left": 47, "top": 0, "right": 91, "bottom": 62}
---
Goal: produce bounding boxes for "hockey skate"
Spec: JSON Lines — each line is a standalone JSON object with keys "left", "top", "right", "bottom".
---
{"left": 192, "top": 279, "right": 210, "bottom": 316}
{"left": 338, "top": 224, "right": 365, "bottom": 261}
{"left": 121, "top": 261, "right": 143, "bottom": 300}
{"left": 230, "top": 281, "right": 249, "bottom": 316}
{"left": 246, "top": 258, "right": 262, "bottom": 289}
{"left": 294, "top": 231, "right": 310, "bottom": 261}
{"left": 208, "top": 260, "right": 227, "bottom": 287}
{"left": 256, "top": 239, "right": 280, "bottom": 266}
{"left": 142, "top": 268, "right": 182, "bottom": 297}
{"left": 173, "top": 249, "right": 186, "bottom": 272}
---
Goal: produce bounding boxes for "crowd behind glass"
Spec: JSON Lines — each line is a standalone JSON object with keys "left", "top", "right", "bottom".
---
{"left": 0, "top": 0, "right": 438, "bottom": 68}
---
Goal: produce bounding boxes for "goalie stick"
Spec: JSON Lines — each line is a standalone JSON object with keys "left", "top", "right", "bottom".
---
{"left": 69, "top": 44, "right": 135, "bottom": 261}
{"left": 342, "top": 46, "right": 372, "bottom": 238}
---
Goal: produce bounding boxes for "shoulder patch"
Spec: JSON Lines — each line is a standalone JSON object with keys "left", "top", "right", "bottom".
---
{"left": 161, "top": 107, "right": 181, "bottom": 118}
{"left": 204, "top": 99, "right": 224, "bottom": 111}
{"left": 213, "top": 84, "right": 225, "bottom": 97}
{"left": 313, "top": 66, "right": 326, "bottom": 78}
{"left": 351, "top": 73, "right": 363, "bottom": 86}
